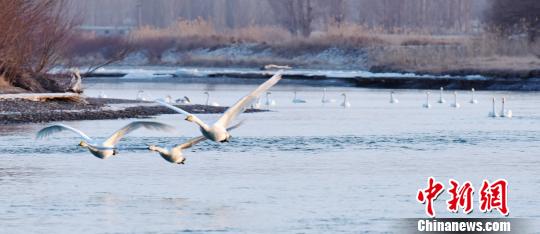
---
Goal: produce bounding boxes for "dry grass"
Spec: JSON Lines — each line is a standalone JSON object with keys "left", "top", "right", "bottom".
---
{"left": 68, "top": 19, "right": 540, "bottom": 73}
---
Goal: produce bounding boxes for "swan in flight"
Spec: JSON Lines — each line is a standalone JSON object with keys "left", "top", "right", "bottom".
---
{"left": 136, "top": 90, "right": 147, "bottom": 101}
{"left": 470, "top": 88, "right": 478, "bottom": 104}
{"left": 292, "top": 91, "right": 307, "bottom": 103}
{"left": 438, "top": 87, "right": 446, "bottom": 104}
{"left": 204, "top": 91, "right": 221, "bottom": 106}
{"left": 265, "top": 92, "right": 276, "bottom": 109}
{"left": 340, "top": 93, "right": 351, "bottom": 108}
{"left": 36, "top": 121, "right": 174, "bottom": 159}
{"left": 68, "top": 68, "right": 83, "bottom": 94}
{"left": 156, "top": 71, "right": 283, "bottom": 143}
{"left": 423, "top": 91, "right": 432, "bottom": 109}
{"left": 98, "top": 91, "right": 108, "bottom": 99}
{"left": 322, "top": 88, "right": 336, "bottom": 103}
{"left": 488, "top": 97, "right": 498, "bottom": 118}
{"left": 148, "top": 122, "right": 244, "bottom": 164}
{"left": 176, "top": 96, "right": 191, "bottom": 104}
{"left": 390, "top": 91, "right": 399, "bottom": 104}
{"left": 450, "top": 91, "right": 461, "bottom": 108}
{"left": 500, "top": 97, "right": 513, "bottom": 118}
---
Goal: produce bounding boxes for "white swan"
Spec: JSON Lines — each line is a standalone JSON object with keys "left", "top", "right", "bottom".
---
{"left": 156, "top": 71, "right": 283, "bottom": 143}
{"left": 322, "top": 88, "right": 336, "bottom": 103}
{"left": 450, "top": 91, "right": 461, "bottom": 108}
{"left": 176, "top": 96, "right": 191, "bottom": 104}
{"left": 98, "top": 91, "right": 107, "bottom": 99}
{"left": 423, "top": 91, "right": 432, "bottom": 109}
{"left": 265, "top": 92, "right": 276, "bottom": 109}
{"left": 251, "top": 97, "right": 262, "bottom": 109}
{"left": 292, "top": 91, "right": 307, "bottom": 103}
{"left": 341, "top": 93, "right": 351, "bottom": 108}
{"left": 165, "top": 95, "right": 173, "bottom": 104}
{"left": 438, "top": 87, "right": 446, "bottom": 104}
{"left": 148, "top": 122, "right": 244, "bottom": 164}
{"left": 390, "top": 91, "right": 399, "bottom": 104}
{"left": 470, "top": 88, "right": 478, "bottom": 104}
{"left": 204, "top": 91, "right": 220, "bottom": 106}
{"left": 68, "top": 68, "right": 83, "bottom": 94}
{"left": 136, "top": 90, "right": 147, "bottom": 101}
{"left": 500, "top": 97, "right": 513, "bottom": 118}
{"left": 488, "top": 97, "right": 498, "bottom": 118}
{"left": 36, "top": 121, "right": 174, "bottom": 159}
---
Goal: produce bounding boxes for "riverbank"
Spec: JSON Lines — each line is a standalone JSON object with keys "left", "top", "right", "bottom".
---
{"left": 85, "top": 66, "right": 540, "bottom": 91}
{"left": 0, "top": 97, "right": 264, "bottom": 125}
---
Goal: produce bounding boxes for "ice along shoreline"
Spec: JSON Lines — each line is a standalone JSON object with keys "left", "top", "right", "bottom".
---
{"left": 84, "top": 67, "right": 540, "bottom": 91}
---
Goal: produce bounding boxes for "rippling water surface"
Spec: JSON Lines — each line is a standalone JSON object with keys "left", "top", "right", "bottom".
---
{"left": 1, "top": 77, "right": 540, "bottom": 233}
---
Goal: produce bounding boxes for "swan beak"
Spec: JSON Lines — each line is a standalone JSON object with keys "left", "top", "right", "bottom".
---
{"left": 113, "top": 149, "right": 119, "bottom": 156}
{"left": 185, "top": 115, "right": 193, "bottom": 122}
{"left": 178, "top": 158, "right": 186, "bottom": 164}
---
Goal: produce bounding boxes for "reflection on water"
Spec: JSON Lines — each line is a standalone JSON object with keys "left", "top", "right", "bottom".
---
{"left": 1, "top": 80, "right": 540, "bottom": 233}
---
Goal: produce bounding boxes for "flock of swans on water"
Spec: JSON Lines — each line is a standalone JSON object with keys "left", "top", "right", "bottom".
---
{"left": 38, "top": 71, "right": 513, "bottom": 164}
{"left": 420, "top": 87, "right": 512, "bottom": 118}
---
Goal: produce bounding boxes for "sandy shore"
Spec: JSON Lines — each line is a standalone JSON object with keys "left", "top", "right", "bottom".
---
{"left": 0, "top": 98, "right": 265, "bottom": 125}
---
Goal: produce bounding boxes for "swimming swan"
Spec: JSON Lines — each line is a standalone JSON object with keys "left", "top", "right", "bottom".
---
{"left": 423, "top": 91, "right": 432, "bottom": 109}
{"left": 148, "top": 122, "right": 244, "bottom": 164}
{"left": 265, "top": 92, "right": 276, "bottom": 109}
{"left": 292, "top": 91, "right": 307, "bottom": 103}
{"left": 488, "top": 97, "right": 498, "bottom": 118}
{"left": 204, "top": 91, "right": 220, "bottom": 106}
{"left": 156, "top": 71, "right": 283, "bottom": 143}
{"left": 450, "top": 91, "right": 461, "bottom": 108}
{"left": 341, "top": 93, "right": 351, "bottom": 108}
{"left": 390, "top": 91, "right": 399, "bottom": 104}
{"left": 470, "top": 88, "right": 478, "bottom": 104}
{"left": 251, "top": 97, "right": 262, "bottom": 109}
{"left": 165, "top": 95, "right": 173, "bottom": 104}
{"left": 322, "top": 88, "right": 336, "bottom": 103}
{"left": 176, "top": 96, "right": 191, "bottom": 104}
{"left": 36, "top": 121, "right": 174, "bottom": 159}
{"left": 136, "top": 90, "right": 147, "bottom": 101}
{"left": 438, "top": 87, "right": 446, "bottom": 104}
{"left": 500, "top": 97, "right": 513, "bottom": 118}
{"left": 98, "top": 91, "right": 107, "bottom": 99}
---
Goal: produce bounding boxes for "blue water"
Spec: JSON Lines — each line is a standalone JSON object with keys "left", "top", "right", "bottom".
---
{"left": 1, "top": 77, "right": 540, "bottom": 233}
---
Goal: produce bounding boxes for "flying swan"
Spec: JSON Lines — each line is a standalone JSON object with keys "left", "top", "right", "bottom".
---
{"left": 36, "top": 121, "right": 174, "bottom": 159}
{"left": 148, "top": 122, "right": 244, "bottom": 164}
{"left": 156, "top": 71, "right": 283, "bottom": 143}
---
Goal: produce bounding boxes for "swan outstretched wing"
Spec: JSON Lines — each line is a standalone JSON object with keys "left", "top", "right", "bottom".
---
{"left": 155, "top": 99, "right": 192, "bottom": 116}
{"left": 36, "top": 124, "right": 93, "bottom": 142}
{"left": 103, "top": 121, "right": 174, "bottom": 147}
{"left": 174, "top": 136, "right": 207, "bottom": 151}
{"left": 215, "top": 71, "right": 282, "bottom": 128}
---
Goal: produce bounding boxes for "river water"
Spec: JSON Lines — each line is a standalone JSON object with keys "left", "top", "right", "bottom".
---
{"left": 1, "top": 74, "right": 539, "bottom": 233}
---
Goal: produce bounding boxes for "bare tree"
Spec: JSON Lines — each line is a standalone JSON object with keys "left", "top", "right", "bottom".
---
{"left": 0, "top": 0, "right": 77, "bottom": 91}
{"left": 486, "top": 0, "right": 540, "bottom": 42}
{"left": 268, "top": 0, "right": 314, "bottom": 37}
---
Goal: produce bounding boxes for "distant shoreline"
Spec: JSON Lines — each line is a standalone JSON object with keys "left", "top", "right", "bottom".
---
{"left": 0, "top": 98, "right": 264, "bottom": 125}
{"left": 83, "top": 66, "right": 540, "bottom": 91}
